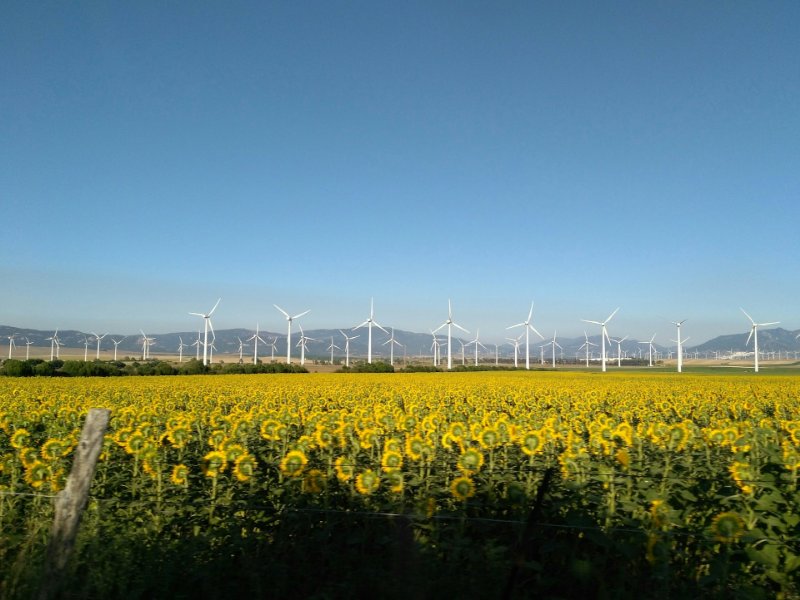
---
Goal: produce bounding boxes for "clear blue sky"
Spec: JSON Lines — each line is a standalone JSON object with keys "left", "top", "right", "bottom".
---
{"left": 2, "top": 2, "right": 798, "bottom": 344}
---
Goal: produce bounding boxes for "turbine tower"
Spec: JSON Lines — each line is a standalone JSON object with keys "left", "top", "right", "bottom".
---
{"left": 353, "top": 298, "right": 388, "bottom": 364}
{"left": 506, "top": 335, "right": 522, "bottom": 368}
{"left": 247, "top": 323, "right": 267, "bottom": 364}
{"left": 466, "top": 329, "right": 487, "bottom": 366}
{"left": 275, "top": 305, "right": 310, "bottom": 364}
{"left": 581, "top": 308, "right": 619, "bottom": 372}
{"left": 111, "top": 337, "right": 125, "bottom": 361}
{"left": 637, "top": 334, "right": 657, "bottom": 367}
{"left": 433, "top": 299, "right": 468, "bottom": 370}
{"left": 327, "top": 337, "right": 341, "bottom": 364}
{"left": 578, "top": 331, "right": 597, "bottom": 367}
{"left": 24, "top": 337, "right": 33, "bottom": 360}
{"left": 7, "top": 334, "right": 16, "bottom": 359}
{"left": 610, "top": 335, "right": 628, "bottom": 367}
{"left": 189, "top": 298, "right": 221, "bottom": 366}
{"left": 546, "top": 331, "right": 563, "bottom": 368}
{"left": 507, "top": 302, "right": 544, "bottom": 370}
{"left": 382, "top": 328, "right": 402, "bottom": 366}
{"left": 46, "top": 330, "right": 59, "bottom": 361}
{"left": 741, "top": 308, "right": 779, "bottom": 373}
{"left": 670, "top": 320, "right": 688, "bottom": 373}
{"left": 178, "top": 337, "right": 188, "bottom": 363}
{"left": 339, "top": 329, "right": 358, "bottom": 367}
{"left": 91, "top": 332, "right": 108, "bottom": 360}
{"left": 296, "top": 325, "right": 316, "bottom": 366}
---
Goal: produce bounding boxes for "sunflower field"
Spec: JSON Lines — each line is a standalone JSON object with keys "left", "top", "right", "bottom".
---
{"left": 2, "top": 372, "right": 800, "bottom": 598}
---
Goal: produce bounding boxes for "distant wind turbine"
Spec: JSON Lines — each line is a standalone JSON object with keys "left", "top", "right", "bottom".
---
{"left": 581, "top": 308, "right": 619, "bottom": 372}
{"left": 275, "top": 304, "right": 310, "bottom": 364}
{"left": 327, "top": 336, "right": 341, "bottom": 364}
{"left": 353, "top": 298, "right": 388, "bottom": 364}
{"left": 638, "top": 334, "right": 657, "bottom": 367}
{"left": 46, "top": 330, "right": 59, "bottom": 361}
{"left": 578, "top": 331, "right": 597, "bottom": 367}
{"left": 178, "top": 337, "right": 188, "bottom": 363}
{"left": 339, "top": 329, "right": 359, "bottom": 367}
{"left": 610, "top": 335, "right": 628, "bottom": 368}
{"left": 7, "top": 334, "right": 16, "bottom": 359}
{"left": 506, "top": 335, "right": 522, "bottom": 368}
{"left": 382, "top": 328, "right": 402, "bottom": 366}
{"left": 433, "top": 300, "right": 468, "bottom": 370}
{"left": 545, "top": 331, "right": 563, "bottom": 368}
{"left": 189, "top": 298, "right": 221, "bottom": 367}
{"left": 111, "top": 337, "right": 125, "bottom": 361}
{"left": 507, "top": 302, "right": 544, "bottom": 370}
{"left": 236, "top": 337, "right": 245, "bottom": 363}
{"left": 91, "top": 332, "right": 107, "bottom": 360}
{"left": 670, "top": 320, "right": 689, "bottom": 373}
{"left": 741, "top": 308, "right": 779, "bottom": 373}
{"left": 24, "top": 337, "right": 33, "bottom": 360}
{"left": 465, "top": 329, "right": 487, "bottom": 366}
{"left": 247, "top": 323, "right": 267, "bottom": 364}
{"left": 296, "top": 325, "right": 316, "bottom": 366}
{"left": 83, "top": 336, "right": 90, "bottom": 362}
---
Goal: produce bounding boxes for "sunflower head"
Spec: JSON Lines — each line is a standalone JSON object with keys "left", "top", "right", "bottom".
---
{"left": 170, "top": 464, "right": 189, "bottom": 486}
{"left": 279, "top": 450, "right": 308, "bottom": 477}
{"left": 355, "top": 469, "right": 380, "bottom": 495}
{"left": 710, "top": 511, "right": 746, "bottom": 543}
{"left": 450, "top": 476, "right": 475, "bottom": 502}
{"left": 234, "top": 453, "right": 257, "bottom": 482}
{"left": 334, "top": 456, "right": 354, "bottom": 482}
{"left": 202, "top": 450, "right": 227, "bottom": 478}
{"left": 303, "top": 469, "right": 326, "bottom": 493}
{"left": 457, "top": 448, "right": 484, "bottom": 475}
{"left": 381, "top": 450, "right": 403, "bottom": 472}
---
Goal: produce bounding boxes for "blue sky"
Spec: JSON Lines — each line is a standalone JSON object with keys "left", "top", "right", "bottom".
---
{"left": 2, "top": 2, "right": 798, "bottom": 344}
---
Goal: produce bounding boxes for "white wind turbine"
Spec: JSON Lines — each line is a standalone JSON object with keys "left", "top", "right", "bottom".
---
{"left": 24, "top": 337, "right": 33, "bottom": 360}
{"left": 327, "top": 337, "right": 341, "bottom": 364}
{"left": 111, "top": 337, "right": 125, "bottom": 361}
{"left": 581, "top": 308, "right": 619, "bottom": 372}
{"left": 46, "top": 330, "right": 59, "bottom": 361}
{"left": 189, "top": 298, "right": 221, "bottom": 367}
{"left": 430, "top": 332, "right": 445, "bottom": 367}
{"left": 506, "top": 335, "right": 522, "bottom": 368}
{"left": 670, "top": 320, "right": 689, "bottom": 373}
{"left": 545, "top": 331, "right": 563, "bottom": 368}
{"left": 267, "top": 336, "right": 278, "bottom": 362}
{"left": 339, "top": 329, "right": 359, "bottom": 367}
{"left": 247, "top": 323, "right": 267, "bottom": 365}
{"left": 7, "top": 334, "right": 16, "bottom": 359}
{"left": 178, "top": 336, "right": 188, "bottom": 363}
{"left": 83, "top": 336, "right": 90, "bottom": 361}
{"left": 236, "top": 337, "right": 245, "bottom": 363}
{"left": 610, "top": 335, "right": 628, "bottom": 367}
{"left": 382, "top": 328, "right": 402, "bottom": 366}
{"left": 353, "top": 298, "right": 388, "bottom": 364}
{"left": 191, "top": 331, "right": 202, "bottom": 361}
{"left": 458, "top": 339, "right": 467, "bottom": 366}
{"left": 433, "top": 300, "right": 468, "bottom": 370}
{"left": 578, "top": 331, "right": 597, "bottom": 367}
{"left": 140, "top": 330, "right": 156, "bottom": 360}
{"left": 638, "top": 334, "right": 657, "bottom": 367}
{"left": 741, "top": 308, "right": 779, "bottom": 373}
{"left": 466, "top": 329, "right": 487, "bottom": 366}
{"left": 274, "top": 305, "right": 310, "bottom": 364}
{"left": 296, "top": 325, "right": 316, "bottom": 366}
{"left": 507, "top": 302, "right": 545, "bottom": 370}
{"left": 91, "top": 332, "right": 107, "bottom": 360}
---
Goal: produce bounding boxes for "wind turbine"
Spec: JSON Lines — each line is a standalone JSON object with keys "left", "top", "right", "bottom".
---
{"left": 110, "top": 337, "right": 125, "bottom": 361}
{"left": 327, "top": 337, "right": 341, "bottom": 364}
{"left": 581, "top": 308, "right": 619, "bottom": 372}
{"left": 247, "top": 323, "right": 267, "bottom": 364}
{"left": 638, "top": 334, "right": 657, "bottom": 367}
{"left": 178, "top": 337, "right": 188, "bottom": 363}
{"left": 545, "top": 331, "right": 563, "bottom": 368}
{"left": 189, "top": 298, "right": 221, "bottom": 367}
{"left": 267, "top": 336, "right": 278, "bottom": 362}
{"left": 91, "top": 332, "right": 107, "bottom": 360}
{"left": 339, "top": 329, "right": 359, "bottom": 367}
{"left": 466, "top": 329, "right": 487, "bottom": 366}
{"left": 506, "top": 335, "right": 522, "bottom": 368}
{"left": 430, "top": 332, "right": 445, "bottom": 367}
{"left": 296, "top": 325, "right": 316, "bottom": 366}
{"left": 610, "top": 335, "right": 628, "bottom": 367}
{"left": 140, "top": 330, "right": 156, "bottom": 360}
{"left": 274, "top": 305, "right": 310, "bottom": 364}
{"left": 507, "top": 302, "right": 545, "bottom": 370}
{"left": 236, "top": 337, "right": 245, "bottom": 363}
{"left": 433, "top": 300, "right": 468, "bottom": 370}
{"left": 83, "top": 336, "right": 90, "bottom": 361}
{"left": 458, "top": 339, "right": 467, "bottom": 366}
{"left": 353, "top": 298, "right": 388, "bottom": 364}
{"left": 741, "top": 308, "right": 779, "bottom": 373}
{"left": 46, "top": 330, "right": 59, "bottom": 361}
{"left": 670, "top": 320, "right": 689, "bottom": 373}
{"left": 24, "top": 337, "right": 33, "bottom": 360}
{"left": 7, "top": 334, "right": 16, "bottom": 359}
{"left": 578, "top": 331, "right": 597, "bottom": 367}
{"left": 382, "top": 328, "right": 402, "bottom": 366}
{"left": 191, "top": 330, "right": 202, "bottom": 361}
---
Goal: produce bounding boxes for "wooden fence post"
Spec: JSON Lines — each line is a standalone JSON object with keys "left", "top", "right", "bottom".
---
{"left": 37, "top": 408, "right": 110, "bottom": 600}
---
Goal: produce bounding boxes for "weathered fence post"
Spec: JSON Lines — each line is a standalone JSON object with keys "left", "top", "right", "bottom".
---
{"left": 37, "top": 408, "right": 110, "bottom": 600}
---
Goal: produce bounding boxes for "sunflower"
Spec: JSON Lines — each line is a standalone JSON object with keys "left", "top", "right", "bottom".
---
{"left": 405, "top": 435, "right": 425, "bottom": 461}
{"left": 260, "top": 419, "right": 283, "bottom": 441}
{"left": 24, "top": 461, "right": 50, "bottom": 489}
{"left": 124, "top": 431, "right": 146, "bottom": 455}
{"left": 355, "top": 469, "right": 380, "bottom": 495}
{"left": 477, "top": 428, "right": 499, "bottom": 450}
{"left": 166, "top": 425, "right": 191, "bottom": 449}
{"left": 207, "top": 429, "right": 227, "bottom": 449}
{"left": 615, "top": 448, "right": 631, "bottom": 470}
{"left": 10, "top": 428, "right": 31, "bottom": 450}
{"left": 233, "top": 453, "right": 257, "bottom": 482}
{"left": 457, "top": 447, "right": 484, "bottom": 475}
{"left": 40, "top": 438, "right": 68, "bottom": 461}
{"left": 202, "top": 450, "right": 227, "bottom": 478}
{"left": 303, "top": 468, "right": 326, "bottom": 493}
{"left": 710, "top": 511, "right": 746, "bottom": 543}
{"left": 279, "top": 449, "right": 308, "bottom": 477}
{"left": 519, "top": 430, "right": 542, "bottom": 456}
{"left": 19, "top": 446, "right": 40, "bottom": 469}
{"left": 170, "top": 464, "right": 189, "bottom": 486}
{"left": 450, "top": 476, "right": 475, "bottom": 502}
{"left": 381, "top": 450, "right": 403, "bottom": 472}
{"left": 314, "top": 425, "right": 334, "bottom": 450}
{"left": 385, "top": 469, "right": 404, "bottom": 493}
{"left": 335, "top": 456, "right": 354, "bottom": 482}
{"left": 224, "top": 442, "right": 246, "bottom": 463}
{"left": 729, "top": 461, "right": 754, "bottom": 495}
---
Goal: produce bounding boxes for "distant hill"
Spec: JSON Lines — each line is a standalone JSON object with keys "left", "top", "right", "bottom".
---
{"left": 2, "top": 324, "right": 798, "bottom": 363}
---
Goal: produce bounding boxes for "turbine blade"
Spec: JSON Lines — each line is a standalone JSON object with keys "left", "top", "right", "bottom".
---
{"left": 605, "top": 307, "right": 620, "bottom": 323}
{"left": 274, "top": 305, "right": 290, "bottom": 318}
{"left": 453, "top": 323, "right": 469, "bottom": 334}
{"left": 529, "top": 325, "right": 544, "bottom": 339}
{"left": 209, "top": 298, "right": 222, "bottom": 315}
{"left": 746, "top": 328, "right": 754, "bottom": 346}
{"left": 293, "top": 309, "right": 310, "bottom": 319}
{"left": 581, "top": 319, "right": 601, "bottom": 325}
{"left": 740, "top": 307, "right": 755, "bottom": 324}
{"left": 760, "top": 321, "right": 779, "bottom": 327}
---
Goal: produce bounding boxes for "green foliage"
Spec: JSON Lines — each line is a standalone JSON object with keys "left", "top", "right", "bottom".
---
{"left": 339, "top": 361, "right": 395, "bottom": 373}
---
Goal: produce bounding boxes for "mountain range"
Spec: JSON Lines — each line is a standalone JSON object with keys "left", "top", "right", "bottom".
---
{"left": 2, "top": 325, "right": 799, "bottom": 362}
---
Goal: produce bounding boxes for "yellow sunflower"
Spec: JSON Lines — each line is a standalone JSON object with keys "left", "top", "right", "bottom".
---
{"left": 355, "top": 469, "right": 380, "bottom": 495}
{"left": 279, "top": 449, "right": 308, "bottom": 477}
{"left": 457, "top": 447, "right": 484, "bottom": 475}
{"left": 202, "top": 450, "right": 227, "bottom": 478}
{"left": 170, "top": 464, "right": 189, "bottom": 486}
{"left": 710, "top": 511, "right": 746, "bottom": 543}
{"left": 335, "top": 456, "right": 354, "bottom": 482}
{"left": 233, "top": 453, "right": 256, "bottom": 482}
{"left": 450, "top": 476, "right": 475, "bottom": 502}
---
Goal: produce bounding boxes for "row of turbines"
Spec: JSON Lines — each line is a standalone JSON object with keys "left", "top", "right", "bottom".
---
{"left": 8, "top": 300, "right": 792, "bottom": 374}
